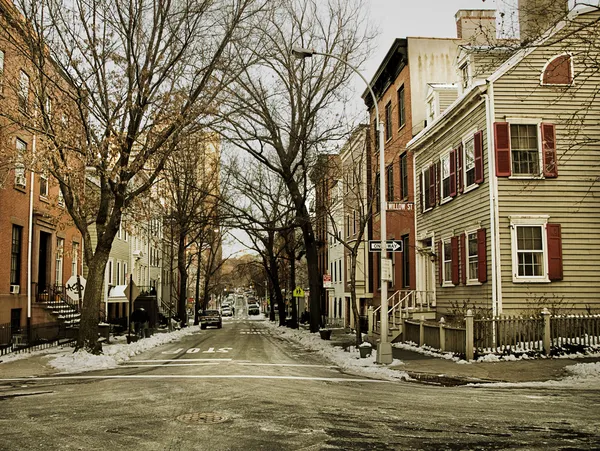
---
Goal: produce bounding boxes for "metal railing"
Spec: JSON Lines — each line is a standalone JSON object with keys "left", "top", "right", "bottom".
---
{"left": 371, "top": 290, "right": 436, "bottom": 333}
{"left": 0, "top": 321, "right": 75, "bottom": 356}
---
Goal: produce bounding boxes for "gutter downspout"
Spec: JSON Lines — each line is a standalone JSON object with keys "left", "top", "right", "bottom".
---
{"left": 484, "top": 81, "right": 502, "bottom": 317}
{"left": 27, "top": 134, "right": 37, "bottom": 323}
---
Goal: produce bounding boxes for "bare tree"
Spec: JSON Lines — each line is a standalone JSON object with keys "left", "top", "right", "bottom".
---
{"left": 0, "top": 0, "right": 265, "bottom": 351}
{"left": 219, "top": 0, "right": 372, "bottom": 332}
{"left": 224, "top": 155, "right": 297, "bottom": 326}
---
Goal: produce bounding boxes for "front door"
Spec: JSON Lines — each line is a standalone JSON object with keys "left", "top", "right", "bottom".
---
{"left": 38, "top": 231, "right": 51, "bottom": 290}
{"left": 417, "top": 238, "right": 436, "bottom": 307}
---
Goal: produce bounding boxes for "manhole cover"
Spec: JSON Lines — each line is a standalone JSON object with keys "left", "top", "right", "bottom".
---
{"left": 176, "top": 413, "right": 228, "bottom": 424}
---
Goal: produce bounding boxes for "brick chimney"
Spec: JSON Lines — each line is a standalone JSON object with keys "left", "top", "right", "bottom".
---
{"left": 455, "top": 9, "right": 497, "bottom": 45}
{"left": 518, "top": 0, "right": 569, "bottom": 43}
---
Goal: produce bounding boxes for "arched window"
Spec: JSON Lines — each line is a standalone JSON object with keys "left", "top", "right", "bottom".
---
{"left": 541, "top": 54, "right": 573, "bottom": 85}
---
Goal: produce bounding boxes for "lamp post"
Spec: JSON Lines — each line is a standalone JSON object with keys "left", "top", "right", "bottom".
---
{"left": 292, "top": 47, "right": 392, "bottom": 364}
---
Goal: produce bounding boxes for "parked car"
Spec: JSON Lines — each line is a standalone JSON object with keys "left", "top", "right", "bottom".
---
{"left": 221, "top": 306, "right": 233, "bottom": 317}
{"left": 199, "top": 309, "right": 222, "bottom": 329}
{"left": 248, "top": 303, "right": 260, "bottom": 315}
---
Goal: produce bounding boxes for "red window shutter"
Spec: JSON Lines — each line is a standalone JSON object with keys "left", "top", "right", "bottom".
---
{"left": 547, "top": 223, "right": 563, "bottom": 280}
{"left": 436, "top": 162, "right": 441, "bottom": 205}
{"left": 451, "top": 236, "right": 459, "bottom": 285}
{"left": 449, "top": 150, "right": 457, "bottom": 197}
{"left": 494, "top": 122, "right": 511, "bottom": 177}
{"left": 541, "top": 123, "right": 558, "bottom": 178}
{"left": 474, "top": 131, "right": 484, "bottom": 183}
{"left": 477, "top": 228, "right": 487, "bottom": 283}
{"left": 428, "top": 165, "right": 436, "bottom": 208}
{"left": 437, "top": 240, "right": 443, "bottom": 286}
{"left": 457, "top": 143, "right": 464, "bottom": 193}
{"left": 460, "top": 233, "right": 466, "bottom": 285}
{"left": 419, "top": 171, "right": 424, "bottom": 212}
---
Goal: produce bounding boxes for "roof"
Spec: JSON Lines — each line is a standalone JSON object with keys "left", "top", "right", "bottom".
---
{"left": 361, "top": 38, "right": 408, "bottom": 108}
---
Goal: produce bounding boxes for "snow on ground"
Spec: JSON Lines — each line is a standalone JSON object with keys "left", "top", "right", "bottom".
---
{"left": 47, "top": 326, "right": 200, "bottom": 374}
{"left": 262, "top": 321, "right": 411, "bottom": 382}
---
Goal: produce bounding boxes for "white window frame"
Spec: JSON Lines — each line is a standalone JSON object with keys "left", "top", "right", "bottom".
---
{"left": 442, "top": 239, "right": 453, "bottom": 287}
{"left": 55, "top": 238, "right": 64, "bottom": 286}
{"left": 421, "top": 165, "right": 433, "bottom": 213}
{"left": 15, "top": 139, "right": 27, "bottom": 188}
{"left": 107, "top": 258, "right": 114, "bottom": 285}
{"left": 509, "top": 215, "right": 550, "bottom": 283}
{"left": 505, "top": 117, "right": 543, "bottom": 179}
{"left": 539, "top": 52, "right": 575, "bottom": 86}
{"left": 465, "top": 229, "right": 481, "bottom": 285}
{"left": 461, "top": 129, "right": 479, "bottom": 193}
{"left": 440, "top": 151, "right": 452, "bottom": 203}
{"left": 72, "top": 242, "right": 79, "bottom": 277}
{"left": 58, "top": 188, "right": 65, "bottom": 207}
{"left": 123, "top": 262, "right": 128, "bottom": 285}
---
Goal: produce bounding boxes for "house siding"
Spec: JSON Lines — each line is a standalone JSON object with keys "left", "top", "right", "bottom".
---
{"left": 414, "top": 101, "right": 492, "bottom": 314}
{"left": 492, "top": 10, "right": 600, "bottom": 312}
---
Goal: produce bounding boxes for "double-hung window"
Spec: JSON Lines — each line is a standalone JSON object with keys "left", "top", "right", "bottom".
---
{"left": 442, "top": 241, "right": 453, "bottom": 286}
{"left": 466, "top": 231, "right": 479, "bottom": 283}
{"left": 55, "top": 238, "right": 64, "bottom": 286}
{"left": 464, "top": 137, "right": 476, "bottom": 188}
{"left": 397, "top": 86, "right": 405, "bottom": 129}
{"left": 18, "top": 70, "right": 29, "bottom": 114}
{"left": 385, "top": 101, "right": 392, "bottom": 141}
{"left": 72, "top": 242, "right": 79, "bottom": 276}
{"left": 40, "top": 174, "right": 48, "bottom": 198}
{"left": 440, "top": 153, "right": 452, "bottom": 201}
{"left": 511, "top": 124, "right": 539, "bottom": 176}
{"left": 509, "top": 216, "right": 564, "bottom": 283}
{"left": 11, "top": 225, "right": 22, "bottom": 286}
{"left": 399, "top": 153, "right": 408, "bottom": 200}
{"left": 15, "top": 139, "right": 27, "bottom": 188}
{"left": 386, "top": 164, "right": 394, "bottom": 201}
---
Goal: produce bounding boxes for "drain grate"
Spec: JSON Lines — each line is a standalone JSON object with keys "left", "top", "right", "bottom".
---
{"left": 177, "top": 412, "right": 228, "bottom": 424}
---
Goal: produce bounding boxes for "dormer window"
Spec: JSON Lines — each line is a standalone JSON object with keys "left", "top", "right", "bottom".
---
{"left": 541, "top": 54, "right": 573, "bottom": 86}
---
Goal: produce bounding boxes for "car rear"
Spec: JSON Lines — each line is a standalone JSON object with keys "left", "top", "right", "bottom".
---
{"left": 200, "top": 310, "right": 222, "bottom": 329}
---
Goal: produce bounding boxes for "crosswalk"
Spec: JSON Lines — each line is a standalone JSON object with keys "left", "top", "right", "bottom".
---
{"left": 239, "top": 329, "right": 270, "bottom": 335}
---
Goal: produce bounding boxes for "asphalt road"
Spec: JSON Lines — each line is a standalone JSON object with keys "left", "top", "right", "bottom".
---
{"left": 1, "top": 318, "right": 599, "bottom": 450}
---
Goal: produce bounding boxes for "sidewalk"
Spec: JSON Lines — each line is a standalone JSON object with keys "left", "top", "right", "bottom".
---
{"left": 326, "top": 328, "right": 600, "bottom": 385}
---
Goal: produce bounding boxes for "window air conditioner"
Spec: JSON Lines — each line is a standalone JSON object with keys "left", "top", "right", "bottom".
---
{"left": 10, "top": 284, "right": 20, "bottom": 294}
{"left": 132, "top": 250, "right": 144, "bottom": 259}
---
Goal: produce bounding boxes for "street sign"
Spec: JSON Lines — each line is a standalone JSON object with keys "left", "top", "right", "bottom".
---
{"left": 65, "top": 275, "right": 86, "bottom": 302}
{"left": 125, "top": 280, "right": 140, "bottom": 302}
{"left": 323, "top": 274, "right": 332, "bottom": 288}
{"left": 369, "top": 240, "right": 403, "bottom": 252}
{"left": 293, "top": 287, "right": 305, "bottom": 298}
{"left": 381, "top": 258, "right": 393, "bottom": 282}
{"left": 387, "top": 201, "right": 414, "bottom": 211}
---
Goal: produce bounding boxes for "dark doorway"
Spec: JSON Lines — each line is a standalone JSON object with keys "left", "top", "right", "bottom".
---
{"left": 38, "top": 231, "right": 51, "bottom": 290}
{"left": 11, "top": 308, "right": 22, "bottom": 334}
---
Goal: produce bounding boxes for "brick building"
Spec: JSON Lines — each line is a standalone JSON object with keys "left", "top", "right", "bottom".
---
{"left": 0, "top": 0, "right": 82, "bottom": 337}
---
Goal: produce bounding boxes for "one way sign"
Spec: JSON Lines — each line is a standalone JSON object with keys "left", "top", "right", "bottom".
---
{"left": 369, "top": 240, "right": 403, "bottom": 252}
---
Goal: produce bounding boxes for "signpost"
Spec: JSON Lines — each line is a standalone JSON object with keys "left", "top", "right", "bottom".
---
{"left": 65, "top": 275, "right": 86, "bottom": 304}
{"left": 323, "top": 274, "right": 332, "bottom": 288}
{"left": 125, "top": 276, "right": 140, "bottom": 344}
{"left": 368, "top": 240, "right": 403, "bottom": 253}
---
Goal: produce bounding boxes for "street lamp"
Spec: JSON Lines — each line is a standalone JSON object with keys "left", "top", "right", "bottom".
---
{"left": 292, "top": 46, "right": 392, "bottom": 364}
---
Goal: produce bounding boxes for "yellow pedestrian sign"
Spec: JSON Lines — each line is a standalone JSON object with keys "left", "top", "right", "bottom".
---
{"left": 293, "top": 287, "right": 305, "bottom": 298}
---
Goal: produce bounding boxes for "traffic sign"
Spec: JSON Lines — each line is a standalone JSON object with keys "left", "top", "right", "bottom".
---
{"left": 293, "top": 287, "right": 305, "bottom": 298}
{"left": 387, "top": 202, "right": 414, "bottom": 211}
{"left": 368, "top": 240, "right": 403, "bottom": 252}
{"left": 65, "top": 275, "right": 86, "bottom": 302}
{"left": 125, "top": 280, "right": 140, "bottom": 302}
{"left": 323, "top": 274, "right": 332, "bottom": 288}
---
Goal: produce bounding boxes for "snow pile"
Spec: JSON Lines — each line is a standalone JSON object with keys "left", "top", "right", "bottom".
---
{"left": 48, "top": 326, "right": 200, "bottom": 374}
{"left": 264, "top": 323, "right": 410, "bottom": 382}
{"left": 566, "top": 361, "right": 600, "bottom": 378}
{"left": 393, "top": 341, "right": 468, "bottom": 363}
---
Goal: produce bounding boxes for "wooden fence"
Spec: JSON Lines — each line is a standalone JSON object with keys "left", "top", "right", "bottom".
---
{"left": 400, "top": 309, "right": 600, "bottom": 360}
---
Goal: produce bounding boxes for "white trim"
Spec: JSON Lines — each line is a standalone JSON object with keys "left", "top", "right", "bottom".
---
{"left": 539, "top": 52, "right": 575, "bottom": 86}
{"left": 509, "top": 215, "right": 550, "bottom": 283}
{"left": 441, "top": 239, "right": 454, "bottom": 287}
{"left": 439, "top": 149, "right": 453, "bottom": 202}
{"left": 506, "top": 120, "right": 544, "bottom": 178}
{"left": 464, "top": 229, "right": 480, "bottom": 285}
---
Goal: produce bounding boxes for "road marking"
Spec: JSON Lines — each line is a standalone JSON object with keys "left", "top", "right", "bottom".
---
{"left": 129, "top": 359, "right": 232, "bottom": 363}
{"left": 237, "top": 363, "right": 338, "bottom": 368}
{"left": 0, "top": 375, "right": 392, "bottom": 383}
{"left": 123, "top": 364, "right": 220, "bottom": 367}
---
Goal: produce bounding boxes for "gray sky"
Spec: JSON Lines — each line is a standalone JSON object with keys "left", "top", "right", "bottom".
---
{"left": 363, "top": 0, "right": 502, "bottom": 81}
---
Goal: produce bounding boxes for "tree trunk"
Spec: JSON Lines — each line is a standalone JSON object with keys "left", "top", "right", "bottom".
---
{"left": 177, "top": 233, "right": 188, "bottom": 327}
{"left": 268, "top": 254, "right": 286, "bottom": 326}
{"left": 289, "top": 251, "right": 297, "bottom": 329}
{"left": 194, "top": 252, "right": 201, "bottom": 325}
{"left": 268, "top": 282, "right": 275, "bottom": 321}
{"left": 76, "top": 249, "right": 110, "bottom": 353}
{"left": 350, "top": 251, "right": 362, "bottom": 347}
